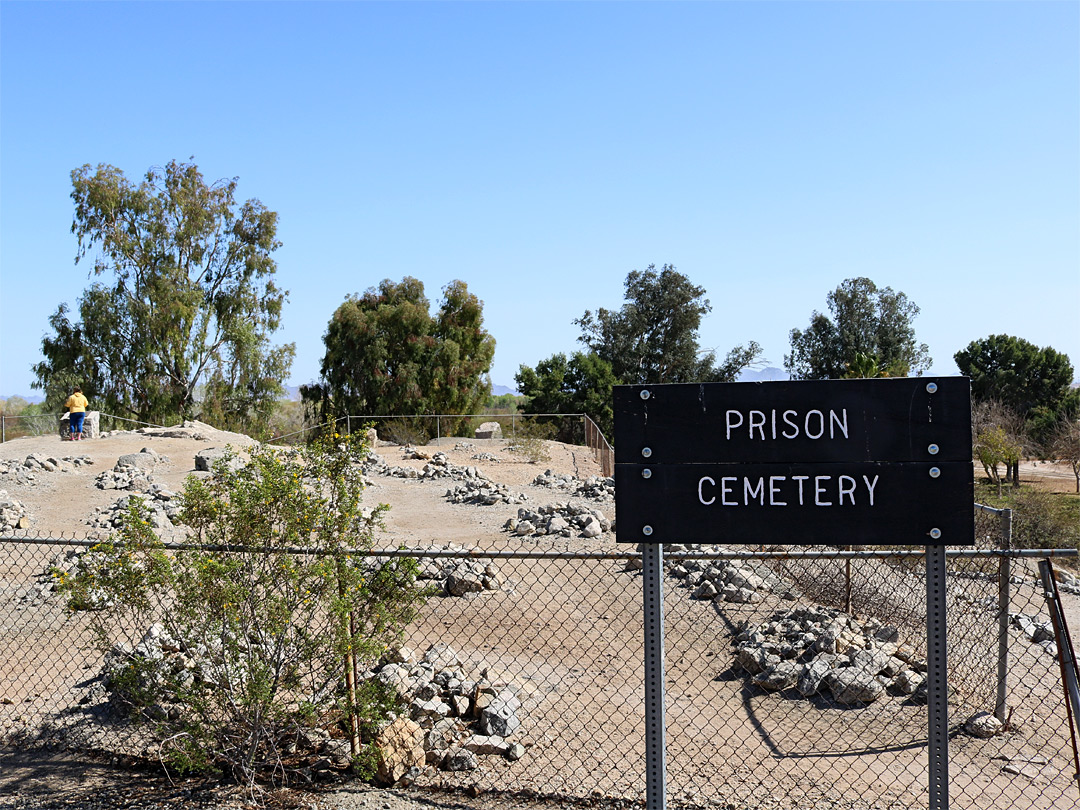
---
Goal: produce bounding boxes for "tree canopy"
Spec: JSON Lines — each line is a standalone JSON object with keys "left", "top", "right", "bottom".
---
{"left": 32, "top": 160, "right": 293, "bottom": 431}
{"left": 515, "top": 351, "right": 618, "bottom": 439}
{"left": 954, "top": 334, "right": 1078, "bottom": 454}
{"left": 517, "top": 264, "right": 760, "bottom": 439}
{"left": 575, "top": 263, "right": 761, "bottom": 385}
{"left": 303, "top": 277, "right": 495, "bottom": 432}
{"left": 785, "top": 277, "right": 930, "bottom": 380}
{"left": 954, "top": 334, "right": 1075, "bottom": 417}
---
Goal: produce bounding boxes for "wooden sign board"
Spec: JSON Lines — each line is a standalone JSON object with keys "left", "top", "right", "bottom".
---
{"left": 614, "top": 377, "right": 973, "bottom": 545}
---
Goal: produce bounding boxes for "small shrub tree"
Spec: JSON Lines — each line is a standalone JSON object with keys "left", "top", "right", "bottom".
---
{"left": 60, "top": 435, "right": 426, "bottom": 787}
{"left": 975, "top": 426, "right": 1023, "bottom": 497}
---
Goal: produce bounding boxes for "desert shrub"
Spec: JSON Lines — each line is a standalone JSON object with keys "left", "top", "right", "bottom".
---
{"left": 974, "top": 480, "right": 1080, "bottom": 570}
{"left": 1009, "top": 488, "right": 1080, "bottom": 553}
{"left": 507, "top": 417, "right": 556, "bottom": 464}
{"left": 59, "top": 434, "right": 427, "bottom": 786}
{"left": 377, "top": 418, "right": 431, "bottom": 447}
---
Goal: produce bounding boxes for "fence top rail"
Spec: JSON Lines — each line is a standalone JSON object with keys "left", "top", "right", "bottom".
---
{"left": 975, "top": 502, "right": 1012, "bottom": 516}
{"left": 1, "top": 412, "right": 179, "bottom": 430}
{"left": 1, "top": 535, "right": 1075, "bottom": 561}
{"left": 346, "top": 413, "right": 585, "bottom": 420}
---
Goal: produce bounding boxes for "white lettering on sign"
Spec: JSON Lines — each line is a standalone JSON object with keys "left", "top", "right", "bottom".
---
{"left": 696, "top": 473, "right": 881, "bottom": 507}
{"left": 725, "top": 409, "right": 849, "bottom": 441}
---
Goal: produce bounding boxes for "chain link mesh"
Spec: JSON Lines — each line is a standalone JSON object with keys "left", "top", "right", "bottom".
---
{"left": 1, "top": 531, "right": 1077, "bottom": 809}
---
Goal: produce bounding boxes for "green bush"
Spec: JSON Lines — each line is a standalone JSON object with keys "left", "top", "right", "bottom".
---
{"left": 59, "top": 434, "right": 427, "bottom": 786}
{"left": 974, "top": 481, "right": 1080, "bottom": 569}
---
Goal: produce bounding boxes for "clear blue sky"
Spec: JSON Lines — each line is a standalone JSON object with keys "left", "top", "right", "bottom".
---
{"left": 2, "top": 1, "right": 1078, "bottom": 398}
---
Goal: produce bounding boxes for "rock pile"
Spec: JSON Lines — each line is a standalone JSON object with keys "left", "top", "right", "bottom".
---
{"left": 444, "top": 479, "right": 528, "bottom": 506}
{"left": 531, "top": 470, "right": 615, "bottom": 501}
{"left": 433, "top": 559, "right": 504, "bottom": 596}
{"left": 1009, "top": 611, "right": 1058, "bottom": 656}
{"left": 93, "top": 631, "right": 525, "bottom": 783}
{"left": 95, "top": 466, "right": 155, "bottom": 492}
{"left": 86, "top": 492, "right": 183, "bottom": 538}
{"left": 666, "top": 552, "right": 795, "bottom": 604}
{"left": 365, "top": 450, "right": 500, "bottom": 488}
{"left": 20, "top": 548, "right": 115, "bottom": 608}
{"left": 135, "top": 420, "right": 215, "bottom": 440}
{"left": 366, "top": 547, "right": 507, "bottom": 597}
{"left": 503, "top": 503, "right": 613, "bottom": 539}
{"left": 1, "top": 453, "right": 94, "bottom": 484}
{"left": 0, "top": 489, "right": 30, "bottom": 531}
{"left": 368, "top": 642, "right": 526, "bottom": 780}
{"left": 194, "top": 446, "right": 246, "bottom": 473}
{"left": 733, "top": 605, "right": 928, "bottom": 704}
{"left": 94, "top": 448, "right": 170, "bottom": 491}
{"left": 470, "top": 452, "right": 500, "bottom": 463}
{"left": 0, "top": 459, "right": 37, "bottom": 486}
{"left": 1056, "top": 569, "right": 1080, "bottom": 597}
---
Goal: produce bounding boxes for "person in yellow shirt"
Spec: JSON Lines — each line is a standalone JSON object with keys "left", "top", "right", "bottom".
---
{"left": 64, "top": 386, "right": 89, "bottom": 441}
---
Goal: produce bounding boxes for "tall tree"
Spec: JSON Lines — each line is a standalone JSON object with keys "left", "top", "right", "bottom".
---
{"left": 304, "top": 278, "right": 495, "bottom": 433}
{"left": 954, "top": 334, "right": 1075, "bottom": 418}
{"left": 32, "top": 160, "right": 293, "bottom": 431}
{"left": 954, "top": 334, "right": 1077, "bottom": 479}
{"left": 515, "top": 351, "right": 618, "bottom": 439}
{"left": 575, "top": 263, "right": 761, "bottom": 385}
{"left": 785, "top": 277, "right": 930, "bottom": 380}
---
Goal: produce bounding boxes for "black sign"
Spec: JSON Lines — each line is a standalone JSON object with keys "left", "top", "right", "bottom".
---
{"left": 614, "top": 377, "right": 973, "bottom": 545}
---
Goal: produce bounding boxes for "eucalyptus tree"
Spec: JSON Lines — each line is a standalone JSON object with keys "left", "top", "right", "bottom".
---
{"left": 33, "top": 160, "right": 293, "bottom": 431}
{"left": 785, "top": 277, "right": 930, "bottom": 380}
{"left": 304, "top": 277, "right": 495, "bottom": 435}
{"left": 575, "top": 263, "right": 761, "bottom": 385}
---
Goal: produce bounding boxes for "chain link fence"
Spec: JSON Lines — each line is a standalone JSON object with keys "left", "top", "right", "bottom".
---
{"left": 1, "top": 529, "right": 1077, "bottom": 809}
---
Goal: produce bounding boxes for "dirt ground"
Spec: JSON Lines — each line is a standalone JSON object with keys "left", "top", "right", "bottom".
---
{"left": 1018, "top": 459, "right": 1080, "bottom": 494}
{"left": 1, "top": 425, "right": 1078, "bottom": 809}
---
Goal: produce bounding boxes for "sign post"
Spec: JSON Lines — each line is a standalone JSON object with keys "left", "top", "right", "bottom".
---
{"left": 614, "top": 378, "right": 972, "bottom": 810}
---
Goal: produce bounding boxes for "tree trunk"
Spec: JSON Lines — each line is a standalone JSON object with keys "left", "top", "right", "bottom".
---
{"left": 1011, "top": 459, "right": 1021, "bottom": 489}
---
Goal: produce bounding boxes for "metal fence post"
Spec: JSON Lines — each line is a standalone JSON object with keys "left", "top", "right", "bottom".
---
{"left": 1, "top": 415, "right": 5, "bottom": 444}
{"left": 927, "top": 544, "right": 950, "bottom": 810}
{"left": 643, "top": 543, "right": 667, "bottom": 810}
{"left": 347, "top": 415, "right": 351, "bottom": 436}
{"left": 997, "top": 508, "right": 1013, "bottom": 723}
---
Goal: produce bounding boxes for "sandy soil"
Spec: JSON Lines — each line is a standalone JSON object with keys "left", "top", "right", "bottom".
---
{"left": 1, "top": 426, "right": 1078, "bottom": 810}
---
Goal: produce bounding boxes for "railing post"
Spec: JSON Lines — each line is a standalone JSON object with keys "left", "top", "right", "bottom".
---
{"left": 347, "top": 414, "right": 351, "bottom": 436}
{"left": 996, "top": 508, "right": 1013, "bottom": 723}
{"left": 1, "top": 415, "right": 5, "bottom": 444}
